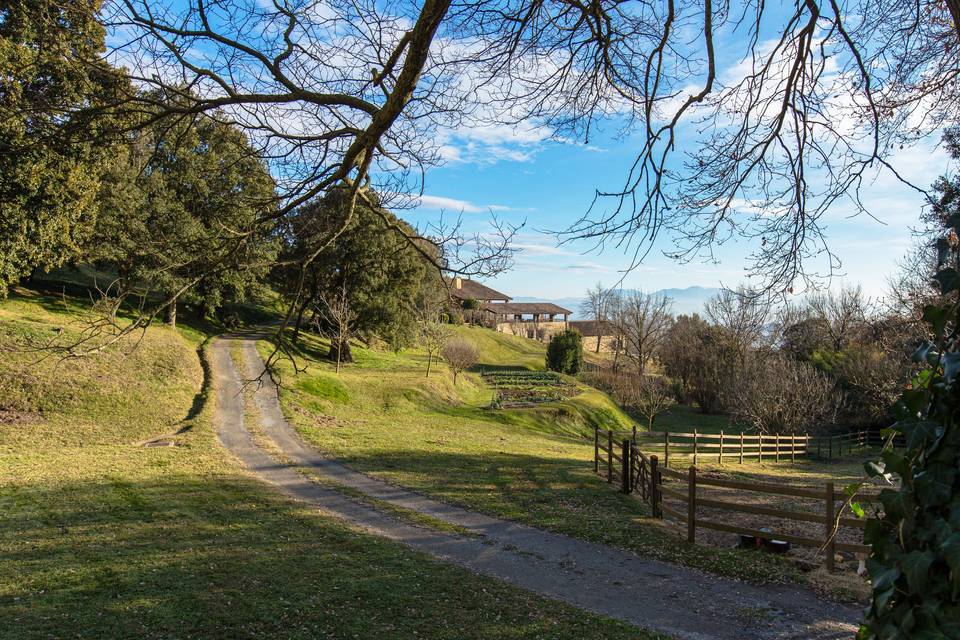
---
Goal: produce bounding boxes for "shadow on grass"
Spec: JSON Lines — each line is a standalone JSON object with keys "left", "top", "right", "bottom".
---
{"left": 1, "top": 473, "right": 643, "bottom": 640}
{"left": 312, "top": 447, "right": 803, "bottom": 586}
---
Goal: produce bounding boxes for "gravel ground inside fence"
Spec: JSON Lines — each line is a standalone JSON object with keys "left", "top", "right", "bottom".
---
{"left": 654, "top": 463, "right": 893, "bottom": 600}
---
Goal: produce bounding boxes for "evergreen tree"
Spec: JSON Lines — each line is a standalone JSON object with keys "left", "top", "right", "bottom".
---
{"left": 92, "top": 108, "right": 278, "bottom": 326}
{"left": 279, "top": 189, "right": 438, "bottom": 362}
{"left": 546, "top": 329, "right": 583, "bottom": 375}
{"left": 0, "top": 0, "right": 125, "bottom": 295}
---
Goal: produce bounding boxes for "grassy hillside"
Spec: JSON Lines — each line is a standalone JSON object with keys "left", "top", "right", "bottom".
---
{"left": 0, "top": 288, "right": 653, "bottom": 640}
{"left": 264, "top": 328, "right": 805, "bottom": 586}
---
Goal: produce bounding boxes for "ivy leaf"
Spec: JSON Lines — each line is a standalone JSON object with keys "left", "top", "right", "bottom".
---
{"left": 901, "top": 550, "right": 934, "bottom": 592}
{"left": 934, "top": 267, "right": 960, "bottom": 295}
{"left": 850, "top": 501, "right": 865, "bottom": 518}
{"left": 943, "top": 533, "right": 960, "bottom": 573}
{"left": 914, "top": 465, "right": 956, "bottom": 506}
{"left": 880, "top": 489, "right": 912, "bottom": 520}
{"left": 913, "top": 341, "right": 934, "bottom": 364}
{"left": 869, "top": 558, "right": 901, "bottom": 591}
{"left": 922, "top": 306, "right": 951, "bottom": 336}
{"left": 943, "top": 352, "right": 960, "bottom": 384}
{"left": 899, "top": 388, "right": 929, "bottom": 417}
{"left": 875, "top": 585, "right": 896, "bottom": 611}
{"left": 865, "top": 460, "right": 887, "bottom": 478}
{"left": 903, "top": 421, "right": 941, "bottom": 450}
{"left": 881, "top": 450, "right": 909, "bottom": 477}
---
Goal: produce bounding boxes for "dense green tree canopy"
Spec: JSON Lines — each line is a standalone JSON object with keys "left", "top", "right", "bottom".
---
{"left": 546, "top": 328, "right": 583, "bottom": 376}
{"left": 92, "top": 108, "right": 278, "bottom": 325}
{"left": 279, "top": 189, "right": 439, "bottom": 361}
{"left": 0, "top": 0, "right": 124, "bottom": 296}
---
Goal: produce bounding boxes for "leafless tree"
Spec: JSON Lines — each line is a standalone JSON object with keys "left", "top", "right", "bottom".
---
{"left": 441, "top": 338, "right": 478, "bottom": 385}
{"left": 705, "top": 287, "right": 771, "bottom": 360}
{"left": 611, "top": 290, "right": 673, "bottom": 375}
{"left": 807, "top": 285, "right": 873, "bottom": 352}
{"left": 314, "top": 281, "right": 356, "bottom": 374}
{"left": 728, "top": 352, "right": 841, "bottom": 435}
{"left": 95, "top": 0, "right": 960, "bottom": 302}
{"left": 419, "top": 321, "right": 452, "bottom": 378}
{"left": 71, "top": 0, "right": 960, "bottom": 374}
{"left": 632, "top": 376, "right": 676, "bottom": 436}
{"left": 581, "top": 369, "right": 674, "bottom": 435}
{"left": 580, "top": 282, "right": 612, "bottom": 353}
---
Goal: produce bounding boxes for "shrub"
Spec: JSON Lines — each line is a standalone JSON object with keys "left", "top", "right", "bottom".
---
{"left": 860, "top": 174, "right": 959, "bottom": 637}
{"left": 441, "top": 338, "right": 479, "bottom": 385}
{"left": 546, "top": 329, "right": 583, "bottom": 375}
{"left": 726, "top": 352, "right": 841, "bottom": 434}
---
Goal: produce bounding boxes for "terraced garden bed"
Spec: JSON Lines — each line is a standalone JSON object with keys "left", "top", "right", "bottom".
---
{"left": 483, "top": 370, "right": 580, "bottom": 407}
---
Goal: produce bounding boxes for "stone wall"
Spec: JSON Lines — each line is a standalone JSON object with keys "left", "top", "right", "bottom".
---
{"left": 580, "top": 333, "right": 621, "bottom": 354}
{"left": 495, "top": 321, "right": 568, "bottom": 342}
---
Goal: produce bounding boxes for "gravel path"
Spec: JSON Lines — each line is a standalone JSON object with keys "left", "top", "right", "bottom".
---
{"left": 211, "top": 335, "right": 861, "bottom": 640}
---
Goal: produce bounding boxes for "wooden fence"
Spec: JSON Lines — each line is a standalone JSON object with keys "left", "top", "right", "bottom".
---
{"left": 632, "top": 427, "right": 901, "bottom": 467}
{"left": 810, "top": 429, "right": 904, "bottom": 459}
{"left": 593, "top": 428, "right": 877, "bottom": 571}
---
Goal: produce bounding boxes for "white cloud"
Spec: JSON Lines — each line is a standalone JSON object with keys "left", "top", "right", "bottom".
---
{"left": 513, "top": 243, "right": 576, "bottom": 256}
{"left": 566, "top": 261, "right": 615, "bottom": 272}
{"left": 413, "top": 194, "right": 527, "bottom": 213}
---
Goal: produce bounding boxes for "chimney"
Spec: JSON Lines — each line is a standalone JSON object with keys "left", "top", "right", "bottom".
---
{"left": 454, "top": 276, "right": 462, "bottom": 289}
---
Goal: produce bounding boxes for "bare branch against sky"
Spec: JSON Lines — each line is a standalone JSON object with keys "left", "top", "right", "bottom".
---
{"left": 101, "top": 0, "right": 960, "bottom": 293}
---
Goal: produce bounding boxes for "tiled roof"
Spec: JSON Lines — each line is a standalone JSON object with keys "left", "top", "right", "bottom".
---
{"left": 445, "top": 278, "right": 511, "bottom": 301}
{"left": 483, "top": 302, "right": 572, "bottom": 315}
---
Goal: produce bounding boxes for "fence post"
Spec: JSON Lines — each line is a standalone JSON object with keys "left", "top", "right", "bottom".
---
{"left": 791, "top": 433, "right": 796, "bottom": 463}
{"left": 828, "top": 434, "right": 833, "bottom": 459}
{"left": 621, "top": 439, "right": 631, "bottom": 494}
{"left": 594, "top": 426, "right": 599, "bottom": 473}
{"left": 825, "top": 481, "right": 836, "bottom": 572}
{"left": 607, "top": 430, "right": 613, "bottom": 483}
{"left": 758, "top": 433, "right": 763, "bottom": 463}
{"left": 693, "top": 429, "right": 699, "bottom": 467}
{"left": 739, "top": 432, "right": 744, "bottom": 464}
{"left": 719, "top": 430, "right": 724, "bottom": 465}
{"left": 775, "top": 433, "right": 780, "bottom": 462}
{"left": 664, "top": 431, "right": 670, "bottom": 469}
{"left": 650, "top": 455, "right": 661, "bottom": 518}
{"left": 687, "top": 466, "right": 697, "bottom": 544}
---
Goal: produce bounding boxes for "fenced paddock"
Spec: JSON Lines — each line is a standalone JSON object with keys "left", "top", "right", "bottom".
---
{"left": 594, "top": 428, "right": 883, "bottom": 572}
{"left": 631, "top": 427, "right": 902, "bottom": 468}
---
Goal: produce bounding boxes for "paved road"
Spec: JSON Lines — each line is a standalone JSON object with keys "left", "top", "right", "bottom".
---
{"left": 211, "top": 335, "right": 861, "bottom": 640}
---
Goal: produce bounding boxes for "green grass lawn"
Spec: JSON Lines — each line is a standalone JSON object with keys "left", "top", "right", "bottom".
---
{"left": 0, "top": 288, "right": 658, "bottom": 640}
{"left": 261, "top": 330, "right": 809, "bottom": 588}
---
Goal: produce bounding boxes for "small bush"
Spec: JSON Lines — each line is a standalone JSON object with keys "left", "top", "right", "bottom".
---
{"left": 546, "top": 329, "right": 583, "bottom": 375}
{"left": 442, "top": 338, "right": 479, "bottom": 385}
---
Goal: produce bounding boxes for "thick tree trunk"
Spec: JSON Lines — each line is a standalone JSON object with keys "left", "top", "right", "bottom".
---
{"left": 327, "top": 338, "right": 353, "bottom": 369}
{"left": 165, "top": 295, "right": 178, "bottom": 329}
{"left": 292, "top": 298, "right": 309, "bottom": 344}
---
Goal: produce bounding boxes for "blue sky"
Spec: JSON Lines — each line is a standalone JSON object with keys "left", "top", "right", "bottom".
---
{"left": 403, "top": 122, "right": 947, "bottom": 302}
{"left": 398, "top": 4, "right": 953, "bottom": 304}
{"left": 106, "top": 0, "right": 951, "bottom": 304}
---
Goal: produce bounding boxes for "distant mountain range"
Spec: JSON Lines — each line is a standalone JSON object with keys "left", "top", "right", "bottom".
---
{"left": 512, "top": 285, "right": 721, "bottom": 319}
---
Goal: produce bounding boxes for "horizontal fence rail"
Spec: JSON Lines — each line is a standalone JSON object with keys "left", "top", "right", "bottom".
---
{"left": 632, "top": 427, "right": 901, "bottom": 467}
{"left": 592, "top": 427, "right": 882, "bottom": 572}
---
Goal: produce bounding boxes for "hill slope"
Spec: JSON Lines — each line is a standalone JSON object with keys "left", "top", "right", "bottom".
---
{"left": 0, "top": 288, "right": 647, "bottom": 639}
{"left": 262, "top": 327, "right": 803, "bottom": 585}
